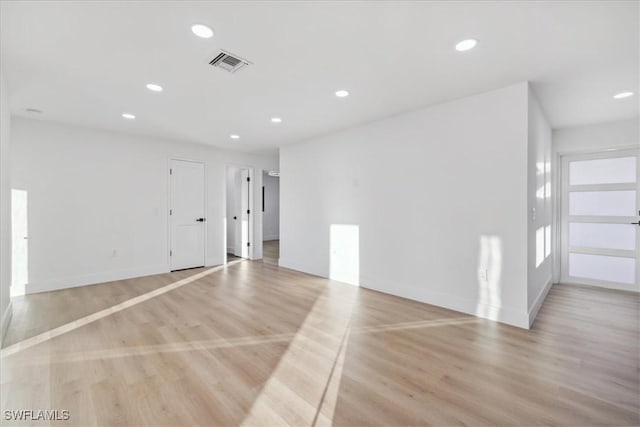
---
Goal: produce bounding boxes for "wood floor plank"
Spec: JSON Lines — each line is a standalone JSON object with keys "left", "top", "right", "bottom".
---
{"left": 1, "top": 260, "right": 638, "bottom": 426}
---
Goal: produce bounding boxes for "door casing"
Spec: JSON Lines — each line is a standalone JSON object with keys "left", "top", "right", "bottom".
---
{"left": 559, "top": 148, "right": 639, "bottom": 291}
{"left": 225, "top": 164, "right": 255, "bottom": 262}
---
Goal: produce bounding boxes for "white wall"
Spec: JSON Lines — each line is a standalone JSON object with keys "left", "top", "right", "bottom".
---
{"left": 0, "top": 67, "right": 12, "bottom": 342}
{"left": 262, "top": 173, "right": 280, "bottom": 241}
{"left": 553, "top": 118, "right": 639, "bottom": 153}
{"left": 281, "top": 83, "right": 532, "bottom": 328}
{"left": 527, "top": 88, "right": 553, "bottom": 325}
{"left": 11, "top": 118, "right": 277, "bottom": 294}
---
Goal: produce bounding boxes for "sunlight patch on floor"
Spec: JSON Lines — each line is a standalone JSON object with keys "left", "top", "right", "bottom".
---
{"left": 239, "top": 286, "right": 358, "bottom": 426}
{"left": 1, "top": 260, "right": 244, "bottom": 358}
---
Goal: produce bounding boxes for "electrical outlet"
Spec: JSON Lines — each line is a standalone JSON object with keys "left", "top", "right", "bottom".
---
{"left": 531, "top": 207, "right": 536, "bottom": 221}
{"left": 479, "top": 269, "right": 488, "bottom": 281}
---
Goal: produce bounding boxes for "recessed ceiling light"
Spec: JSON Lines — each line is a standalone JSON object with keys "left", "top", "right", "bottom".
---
{"left": 613, "top": 91, "right": 634, "bottom": 99}
{"left": 122, "top": 113, "right": 136, "bottom": 120}
{"left": 25, "top": 108, "right": 42, "bottom": 114}
{"left": 271, "top": 117, "right": 282, "bottom": 123}
{"left": 335, "top": 90, "right": 349, "bottom": 98}
{"left": 455, "top": 39, "right": 478, "bottom": 52}
{"left": 146, "top": 83, "right": 163, "bottom": 92}
{"left": 230, "top": 134, "right": 240, "bottom": 140}
{"left": 191, "top": 24, "right": 214, "bottom": 39}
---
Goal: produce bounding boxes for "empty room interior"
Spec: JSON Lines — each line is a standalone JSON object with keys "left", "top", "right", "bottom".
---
{"left": 0, "top": 1, "right": 639, "bottom": 426}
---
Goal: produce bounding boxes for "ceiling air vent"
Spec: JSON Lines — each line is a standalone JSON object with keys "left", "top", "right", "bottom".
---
{"left": 209, "top": 50, "right": 251, "bottom": 73}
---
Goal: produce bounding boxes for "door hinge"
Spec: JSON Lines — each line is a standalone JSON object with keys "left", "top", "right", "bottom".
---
{"left": 170, "top": 168, "right": 172, "bottom": 175}
{"left": 247, "top": 242, "right": 251, "bottom": 247}
{"left": 246, "top": 177, "right": 250, "bottom": 182}
{"left": 247, "top": 209, "right": 250, "bottom": 214}
{"left": 170, "top": 209, "right": 172, "bottom": 215}
{"left": 170, "top": 250, "right": 172, "bottom": 256}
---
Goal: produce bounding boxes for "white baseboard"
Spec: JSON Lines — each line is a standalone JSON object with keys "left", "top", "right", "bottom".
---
{"left": 279, "top": 259, "right": 326, "bottom": 281}
{"left": 1, "top": 300, "right": 12, "bottom": 346}
{"left": 279, "top": 259, "right": 530, "bottom": 329}
{"left": 558, "top": 280, "right": 639, "bottom": 293}
{"left": 360, "top": 277, "right": 529, "bottom": 329}
{"left": 528, "top": 277, "right": 553, "bottom": 328}
{"left": 25, "top": 264, "right": 170, "bottom": 294}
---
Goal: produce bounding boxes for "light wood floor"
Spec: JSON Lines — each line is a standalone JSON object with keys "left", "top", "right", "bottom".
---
{"left": 1, "top": 260, "right": 638, "bottom": 426}
{"left": 263, "top": 240, "right": 279, "bottom": 265}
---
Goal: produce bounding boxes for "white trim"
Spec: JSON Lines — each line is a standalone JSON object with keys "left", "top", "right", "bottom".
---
{"left": 552, "top": 151, "right": 562, "bottom": 284}
{"left": 558, "top": 279, "right": 639, "bottom": 293}
{"left": 278, "top": 258, "right": 529, "bottom": 329}
{"left": 568, "top": 246, "right": 634, "bottom": 258}
{"left": 360, "top": 277, "right": 530, "bottom": 329}
{"left": 568, "top": 182, "right": 636, "bottom": 192}
{"left": 555, "top": 143, "right": 639, "bottom": 156}
{"left": 278, "top": 260, "right": 531, "bottom": 329}
{"left": 1, "top": 300, "right": 12, "bottom": 346}
{"left": 24, "top": 264, "right": 169, "bottom": 294}
{"left": 224, "top": 164, "right": 257, "bottom": 262}
{"left": 528, "top": 277, "right": 552, "bottom": 327}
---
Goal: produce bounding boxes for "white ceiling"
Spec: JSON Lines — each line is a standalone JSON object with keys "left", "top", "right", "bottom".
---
{"left": 1, "top": 1, "right": 638, "bottom": 152}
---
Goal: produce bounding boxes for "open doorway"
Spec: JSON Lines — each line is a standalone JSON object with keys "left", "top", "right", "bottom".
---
{"left": 11, "top": 189, "right": 28, "bottom": 297}
{"left": 226, "top": 165, "right": 253, "bottom": 263}
{"left": 262, "top": 170, "right": 280, "bottom": 265}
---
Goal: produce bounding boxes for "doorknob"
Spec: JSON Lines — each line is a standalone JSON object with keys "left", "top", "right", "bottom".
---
{"left": 195, "top": 218, "right": 206, "bottom": 222}
{"left": 631, "top": 222, "right": 640, "bottom": 226}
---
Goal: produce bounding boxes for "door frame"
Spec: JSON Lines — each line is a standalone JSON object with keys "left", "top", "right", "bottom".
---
{"left": 224, "top": 164, "right": 256, "bottom": 263}
{"left": 168, "top": 157, "right": 208, "bottom": 271}
{"left": 557, "top": 147, "right": 639, "bottom": 291}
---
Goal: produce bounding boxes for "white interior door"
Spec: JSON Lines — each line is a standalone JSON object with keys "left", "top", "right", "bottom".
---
{"left": 239, "top": 169, "right": 251, "bottom": 258}
{"left": 560, "top": 149, "right": 639, "bottom": 291}
{"left": 170, "top": 159, "right": 206, "bottom": 270}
